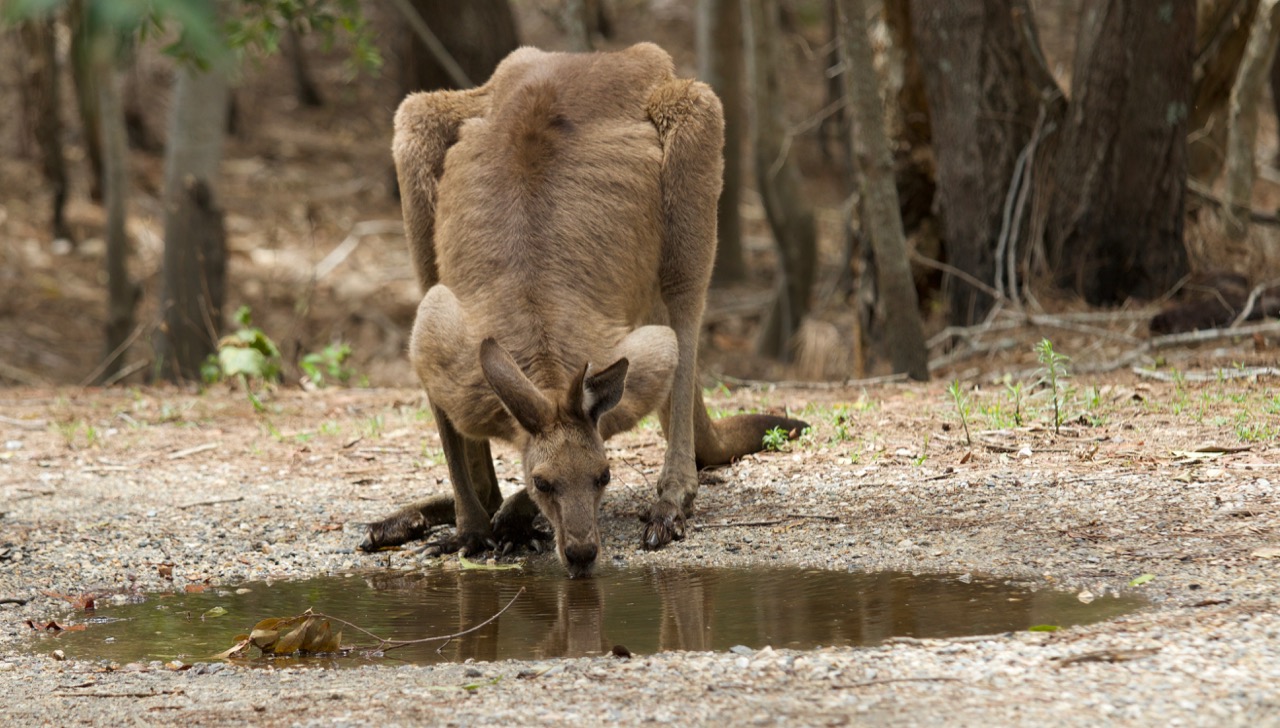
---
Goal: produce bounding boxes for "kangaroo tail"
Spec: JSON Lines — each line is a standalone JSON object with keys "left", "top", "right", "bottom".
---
{"left": 693, "top": 396, "right": 808, "bottom": 468}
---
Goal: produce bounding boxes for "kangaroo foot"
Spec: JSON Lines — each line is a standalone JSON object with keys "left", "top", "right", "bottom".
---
{"left": 492, "top": 508, "right": 551, "bottom": 555}
{"left": 642, "top": 500, "right": 687, "bottom": 550}
{"left": 359, "top": 496, "right": 457, "bottom": 552}
{"left": 424, "top": 529, "right": 498, "bottom": 558}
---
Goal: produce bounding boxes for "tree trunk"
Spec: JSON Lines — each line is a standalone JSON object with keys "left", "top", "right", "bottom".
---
{"left": 562, "top": 0, "right": 593, "bottom": 52}
{"left": 697, "top": 0, "right": 747, "bottom": 285}
{"left": 745, "top": 0, "right": 818, "bottom": 361}
{"left": 69, "top": 0, "right": 104, "bottom": 202}
{"left": 400, "top": 0, "right": 519, "bottom": 93}
{"left": 155, "top": 64, "right": 231, "bottom": 382}
{"left": 95, "top": 38, "right": 138, "bottom": 385}
{"left": 912, "top": 0, "right": 1059, "bottom": 324}
{"left": 1223, "top": 0, "right": 1280, "bottom": 238}
{"left": 18, "top": 16, "right": 71, "bottom": 242}
{"left": 836, "top": 0, "right": 928, "bottom": 381}
{"left": 1188, "top": 0, "right": 1259, "bottom": 180}
{"left": 1046, "top": 0, "right": 1195, "bottom": 305}
{"left": 286, "top": 23, "right": 324, "bottom": 108}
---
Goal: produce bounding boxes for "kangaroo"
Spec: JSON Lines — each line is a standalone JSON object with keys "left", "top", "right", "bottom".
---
{"left": 360, "top": 43, "right": 807, "bottom": 577}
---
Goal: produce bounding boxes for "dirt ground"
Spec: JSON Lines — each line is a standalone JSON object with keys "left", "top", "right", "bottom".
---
{"left": 1, "top": 344, "right": 1279, "bottom": 725}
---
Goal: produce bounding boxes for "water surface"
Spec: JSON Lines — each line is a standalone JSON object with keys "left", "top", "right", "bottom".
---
{"left": 35, "top": 564, "right": 1142, "bottom": 667}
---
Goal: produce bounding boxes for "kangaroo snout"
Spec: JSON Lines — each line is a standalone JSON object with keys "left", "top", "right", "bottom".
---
{"left": 562, "top": 541, "right": 599, "bottom": 577}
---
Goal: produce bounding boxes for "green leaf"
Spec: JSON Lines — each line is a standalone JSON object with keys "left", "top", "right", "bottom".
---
{"left": 458, "top": 554, "right": 522, "bottom": 571}
{"left": 1128, "top": 574, "right": 1156, "bottom": 587}
{"left": 202, "top": 606, "right": 228, "bottom": 619}
{"left": 1028, "top": 624, "right": 1060, "bottom": 632}
{"left": 219, "top": 346, "right": 269, "bottom": 379}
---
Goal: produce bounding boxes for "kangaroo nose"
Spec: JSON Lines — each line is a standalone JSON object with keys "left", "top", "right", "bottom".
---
{"left": 564, "top": 543, "right": 598, "bottom": 566}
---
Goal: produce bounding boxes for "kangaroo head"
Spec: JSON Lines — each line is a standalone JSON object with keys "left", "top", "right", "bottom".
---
{"left": 479, "top": 338, "right": 628, "bottom": 578}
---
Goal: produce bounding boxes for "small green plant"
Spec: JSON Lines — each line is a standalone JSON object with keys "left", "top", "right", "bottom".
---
{"left": 301, "top": 343, "right": 356, "bottom": 387}
{"left": 1035, "top": 338, "right": 1071, "bottom": 434}
{"left": 204, "top": 306, "right": 282, "bottom": 411}
{"left": 762, "top": 426, "right": 790, "bottom": 452}
{"left": 913, "top": 434, "right": 929, "bottom": 466}
{"left": 947, "top": 379, "right": 973, "bottom": 446}
{"left": 1004, "top": 379, "right": 1025, "bottom": 427}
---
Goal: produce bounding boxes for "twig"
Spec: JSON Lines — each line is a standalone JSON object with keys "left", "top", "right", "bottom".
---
{"left": 1187, "top": 179, "right": 1280, "bottom": 226}
{"left": 695, "top": 513, "right": 841, "bottom": 529}
{"left": 716, "top": 372, "right": 909, "bottom": 390}
{"left": 0, "top": 361, "right": 49, "bottom": 387}
{"left": 1229, "top": 277, "right": 1280, "bottom": 327}
{"left": 1132, "top": 366, "right": 1280, "bottom": 382}
{"left": 909, "top": 251, "right": 1005, "bottom": 303}
{"left": 832, "top": 677, "right": 964, "bottom": 689}
{"left": 315, "top": 220, "right": 404, "bottom": 280}
{"left": 332, "top": 587, "right": 525, "bottom": 653}
{"left": 0, "top": 597, "right": 30, "bottom": 606}
{"left": 100, "top": 358, "right": 148, "bottom": 387}
{"left": 166, "top": 443, "right": 218, "bottom": 460}
{"left": 57, "top": 689, "right": 186, "bottom": 698}
{"left": 177, "top": 495, "right": 244, "bottom": 509}
{"left": 79, "top": 323, "right": 146, "bottom": 388}
{"left": 0, "top": 415, "right": 47, "bottom": 430}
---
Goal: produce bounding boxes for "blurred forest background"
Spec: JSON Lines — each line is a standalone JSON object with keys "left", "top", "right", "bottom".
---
{"left": 3, "top": 0, "right": 1280, "bottom": 390}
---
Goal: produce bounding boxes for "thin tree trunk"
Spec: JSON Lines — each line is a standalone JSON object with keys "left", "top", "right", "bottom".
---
{"left": 745, "top": 0, "right": 817, "bottom": 361}
{"left": 1188, "top": 0, "right": 1260, "bottom": 180}
{"left": 1046, "top": 0, "right": 1194, "bottom": 304}
{"left": 912, "top": 1, "right": 1059, "bottom": 324}
{"left": 156, "top": 63, "right": 231, "bottom": 382}
{"left": 286, "top": 23, "right": 324, "bottom": 107}
{"left": 398, "top": 0, "right": 518, "bottom": 93}
{"left": 18, "top": 16, "right": 71, "bottom": 242}
{"left": 96, "top": 38, "right": 138, "bottom": 385}
{"left": 1223, "top": 0, "right": 1280, "bottom": 238}
{"left": 835, "top": 0, "right": 928, "bottom": 381}
{"left": 562, "top": 0, "right": 593, "bottom": 52}
{"left": 69, "top": 0, "right": 104, "bottom": 202}
{"left": 697, "top": 0, "right": 747, "bottom": 285}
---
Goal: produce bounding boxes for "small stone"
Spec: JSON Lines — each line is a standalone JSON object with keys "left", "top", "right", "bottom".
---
{"left": 464, "top": 667, "right": 483, "bottom": 678}
{"left": 729, "top": 645, "right": 754, "bottom": 656}
{"left": 51, "top": 650, "right": 65, "bottom": 661}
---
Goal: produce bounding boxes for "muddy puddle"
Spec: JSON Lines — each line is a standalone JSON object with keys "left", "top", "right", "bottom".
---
{"left": 34, "top": 565, "right": 1143, "bottom": 667}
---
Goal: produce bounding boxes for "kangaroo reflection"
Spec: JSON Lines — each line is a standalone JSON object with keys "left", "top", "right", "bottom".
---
{"left": 361, "top": 565, "right": 1140, "bottom": 663}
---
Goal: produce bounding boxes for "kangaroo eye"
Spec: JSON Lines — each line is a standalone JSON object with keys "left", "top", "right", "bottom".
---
{"left": 596, "top": 469, "right": 611, "bottom": 488}
{"left": 533, "top": 477, "right": 553, "bottom": 494}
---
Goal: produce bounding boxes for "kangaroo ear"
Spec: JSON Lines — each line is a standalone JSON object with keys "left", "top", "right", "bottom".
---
{"left": 479, "top": 338, "right": 554, "bottom": 435}
{"left": 578, "top": 357, "right": 629, "bottom": 426}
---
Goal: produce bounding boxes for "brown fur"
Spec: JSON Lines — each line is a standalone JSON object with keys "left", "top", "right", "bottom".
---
{"left": 361, "top": 44, "right": 807, "bottom": 576}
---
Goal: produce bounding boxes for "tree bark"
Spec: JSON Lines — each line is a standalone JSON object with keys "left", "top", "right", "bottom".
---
{"left": 912, "top": 0, "right": 1059, "bottom": 324}
{"left": 1223, "top": 0, "right": 1280, "bottom": 238}
{"left": 69, "top": 0, "right": 104, "bottom": 202}
{"left": 18, "top": 16, "right": 71, "bottom": 242}
{"left": 745, "top": 0, "right": 818, "bottom": 361}
{"left": 286, "top": 23, "right": 324, "bottom": 107}
{"left": 155, "top": 63, "right": 231, "bottom": 382}
{"left": 836, "top": 0, "right": 928, "bottom": 381}
{"left": 95, "top": 38, "right": 139, "bottom": 385}
{"left": 399, "top": 0, "right": 519, "bottom": 93}
{"left": 1046, "top": 0, "right": 1195, "bottom": 305}
{"left": 1188, "top": 0, "right": 1259, "bottom": 180}
{"left": 697, "top": 0, "right": 747, "bottom": 285}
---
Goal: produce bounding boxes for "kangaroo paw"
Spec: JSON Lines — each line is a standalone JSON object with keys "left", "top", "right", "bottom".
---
{"left": 492, "top": 509, "right": 552, "bottom": 554}
{"left": 424, "top": 529, "right": 498, "bottom": 558}
{"left": 642, "top": 501, "right": 687, "bottom": 550}
{"left": 359, "top": 510, "right": 429, "bottom": 552}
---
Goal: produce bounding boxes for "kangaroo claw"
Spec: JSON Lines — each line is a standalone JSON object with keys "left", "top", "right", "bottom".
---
{"left": 641, "top": 501, "right": 686, "bottom": 550}
{"left": 423, "top": 529, "right": 497, "bottom": 558}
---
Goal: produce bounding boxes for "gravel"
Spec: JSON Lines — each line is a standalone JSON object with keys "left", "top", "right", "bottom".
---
{"left": 2, "top": 381, "right": 1278, "bottom": 726}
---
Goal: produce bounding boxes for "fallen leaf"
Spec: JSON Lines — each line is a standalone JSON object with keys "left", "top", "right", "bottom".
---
{"left": 1251, "top": 547, "right": 1280, "bottom": 559}
{"left": 458, "top": 554, "right": 522, "bottom": 571}
{"left": 1128, "top": 574, "right": 1156, "bottom": 587}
